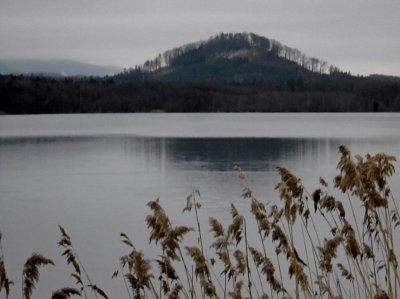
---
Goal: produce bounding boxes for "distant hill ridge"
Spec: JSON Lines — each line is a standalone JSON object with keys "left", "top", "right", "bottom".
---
{"left": 0, "top": 59, "right": 122, "bottom": 77}
{"left": 2, "top": 30, "right": 400, "bottom": 114}
{"left": 116, "top": 32, "right": 338, "bottom": 82}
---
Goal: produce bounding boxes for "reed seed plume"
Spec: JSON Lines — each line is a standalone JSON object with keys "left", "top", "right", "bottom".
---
{"left": 209, "top": 218, "right": 224, "bottom": 239}
{"left": 341, "top": 221, "right": 361, "bottom": 259}
{"left": 185, "top": 246, "right": 209, "bottom": 278}
{"left": 182, "top": 194, "right": 193, "bottom": 213}
{"left": 167, "top": 282, "right": 182, "bottom": 299}
{"left": 362, "top": 243, "right": 374, "bottom": 260}
{"left": 318, "top": 236, "right": 344, "bottom": 272}
{"left": 185, "top": 246, "right": 216, "bottom": 297}
{"left": 335, "top": 146, "right": 396, "bottom": 202}
{"left": 120, "top": 233, "right": 135, "bottom": 249}
{"left": 156, "top": 255, "right": 178, "bottom": 281}
{"left": 209, "top": 217, "right": 229, "bottom": 252}
{"left": 319, "top": 177, "right": 328, "bottom": 187}
{"left": 119, "top": 232, "right": 156, "bottom": 299}
{"left": 146, "top": 199, "right": 172, "bottom": 246}
{"left": 200, "top": 278, "right": 217, "bottom": 298}
{"left": 228, "top": 280, "right": 243, "bottom": 299}
{"left": 388, "top": 249, "right": 398, "bottom": 269}
{"left": 161, "top": 226, "right": 193, "bottom": 260}
{"left": 312, "top": 189, "right": 321, "bottom": 212}
{"left": 51, "top": 287, "right": 81, "bottom": 299}
{"left": 271, "top": 224, "right": 289, "bottom": 255}
{"left": 337, "top": 263, "right": 354, "bottom": 282}
{"left": 22, "top": 253, "right": 54, "bottom": 299}
{"left": 249, "top": 247, "right": 285, "bottom": 294}
{"left": 228, "top": 204, "right": 244, "bottom": 245}
{"left": 58, "top": 225, "right": 106, "bottom": 299}
{"left": 276, "top": 167, "right": 304, "bottom": 200}
{"left": 148, "top": 198, "right": 194, "bottom": 261}
{"left": 58, "top": 225, "right": 81, "bottom": 276}
{"left": 219, "top": 250, "right": 235, "bottom": 281}
{"left": 123, "top": 251, "right": 153, "bottom": 295}
{"left": 373, "top": 289, "right": 390, "bottom": 299}
{"left": 233, "top": 249, "right": 246, "bottom": 277}
{"left": 250, "top": 199, "right": 271, "bottom": 239}
{"left": 182, "top": 190, "right": 201, "bottom": 213}
{"left": 335, "top": 201, "right": 346, "bottom": 219}
{"left": 391, "top": 209, "right": 400, "bottom": 228}
{"left": 241, "top": 186, "right": 253, "bottom": 199}
{"left": 133, "top": 251, "right": 153, "bottom": 289}
{"left": 230, "top": 203, "right": 239, "bottom": 219}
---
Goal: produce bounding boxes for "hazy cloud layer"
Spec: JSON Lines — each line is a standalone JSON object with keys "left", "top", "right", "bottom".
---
{"left": 1, "top": 0, "right": 399, "bottom": 75}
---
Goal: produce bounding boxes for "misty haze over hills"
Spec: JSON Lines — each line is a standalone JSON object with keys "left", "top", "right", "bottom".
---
{"left": 0, "top": 59, "right": 122, "bottom": 77}
{"left": 1, "top": 33, "right": 398, "bottom": 81}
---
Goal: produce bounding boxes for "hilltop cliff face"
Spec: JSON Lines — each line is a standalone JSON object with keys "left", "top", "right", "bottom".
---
{"left": 116, "top": 33, "right": 332, "bottom": 82}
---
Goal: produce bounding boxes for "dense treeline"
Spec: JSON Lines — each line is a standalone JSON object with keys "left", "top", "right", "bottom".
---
{"left": 1, "top": 74, "right": 400, "bottom": 113}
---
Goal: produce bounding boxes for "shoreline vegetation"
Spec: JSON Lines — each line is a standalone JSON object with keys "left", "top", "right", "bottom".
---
{"left": 1, "top": 145, "right": 399, "bottom": 299}
{"left": 1, "top": 75, "right": 400, "bottom": 114}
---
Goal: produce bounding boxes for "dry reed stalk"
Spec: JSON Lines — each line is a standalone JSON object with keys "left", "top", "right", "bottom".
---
{"left": 146, "top": 198, "right": 194, "bottom": 298}
{"left": 334, "top": 147, "right": 398, "bottom": 297}
{"left": 1, "top": 145, "right": 399, "bottom": 299}
{"left": 119, "top": 233, "right": 161, "bottom": 299}
{"left": 209, "top": 217, "right": 231, "bottom": 298}
{"left": 183, "top": 190, "right": 204, "bottom": 254}
{"left": 185, "top": 246, "right": 216, "bottom": 297}
{"left": 58, "top": 225, "right": 107, "bottom": 299}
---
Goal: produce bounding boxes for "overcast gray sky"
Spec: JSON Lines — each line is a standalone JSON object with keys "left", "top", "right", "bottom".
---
{"left": 1, "top": 0, "right": 399, "bottom": 76}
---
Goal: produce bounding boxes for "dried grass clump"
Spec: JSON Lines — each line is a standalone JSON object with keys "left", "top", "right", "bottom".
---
{"left": 0, "top": 145, "right": 399, "bottom": 299}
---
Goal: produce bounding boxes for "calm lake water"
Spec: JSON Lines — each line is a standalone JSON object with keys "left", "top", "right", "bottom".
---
{"left": 0, "top": 113, "right": 399, "bottom": 299}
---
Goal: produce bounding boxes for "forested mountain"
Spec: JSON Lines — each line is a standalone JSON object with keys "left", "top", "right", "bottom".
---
{"left": 0, "top": 59, "right": 122, "bottom": 77}
{"left": 1, "top": 32, "right": 399, "bottom": 114}
{"left": 115, "top": 32, "right": 335, "bottom": 82}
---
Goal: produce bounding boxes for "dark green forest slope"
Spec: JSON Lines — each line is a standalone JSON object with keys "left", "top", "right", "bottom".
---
{"left": 115, "top": 33, "right": 329, "bottom": 82}
{"left": 1, "top": 32, "right": 399, "bottom": 113}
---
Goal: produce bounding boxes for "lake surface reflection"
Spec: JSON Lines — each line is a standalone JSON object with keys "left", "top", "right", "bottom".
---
{"left": 0, "top": 113, "right": 399, "bottom": 299}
